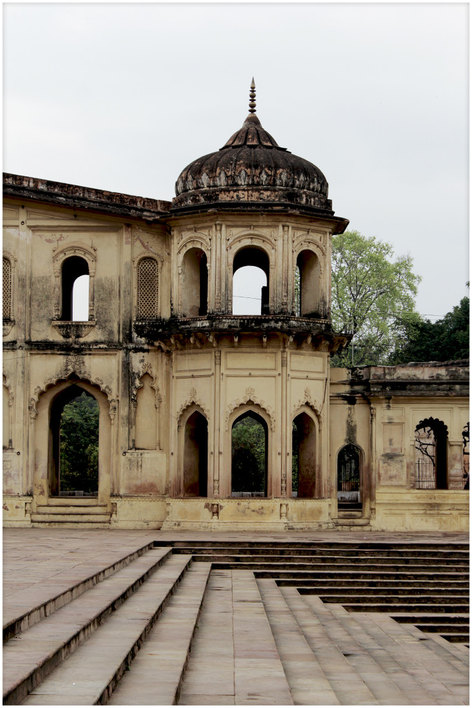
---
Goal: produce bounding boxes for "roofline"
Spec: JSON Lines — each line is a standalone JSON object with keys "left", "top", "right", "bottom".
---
{"left": 3, "top": 173, "right": 171, "bottom": 221}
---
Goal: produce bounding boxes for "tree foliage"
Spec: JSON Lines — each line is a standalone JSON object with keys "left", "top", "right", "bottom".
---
{"left": 60, "top": 391, "right": 99, "bottom": 494}
{"left": 331, "top": 230, "right": 421, "bottom": 366}
{"left": 231, "top": 415, "right": 267, "bottom": 493}
{"left": 390, "top": 296, "right": 469, "bottom": 364}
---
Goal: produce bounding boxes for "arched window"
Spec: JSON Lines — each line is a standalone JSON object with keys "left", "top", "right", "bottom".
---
{"left": 414, "top": 418, "right": 448, "bottom": 489}
{"left": 183, "top": 411, "right": 208, "bottom": 496}
{"left": 296, "top": 250, "right": 321, "bottom": 317}
{"left": 49, "top": 386, "right": 99, "bottom": 496}
{"left": 337, "top": 444, "right": 361, "bottom": 509}
{"left": 182, "top": 248, "right": 207, "bottom": 316}
{"left": 231, "top": 411, "right": 267, "bottom": 497}
{"left": 232, "top": 246, "right": 269, "bottom": 315}
{"left": 292, "top": 413, "right": 316, "bottom": 498}
{"left": 137, "top": 257, "right": 159, "bottom": 319}
{"left": 3, "top": 256, "right": 12, "bottom": 321}
{"left": 61, "top": 256, "right": 90, "bottom": 321}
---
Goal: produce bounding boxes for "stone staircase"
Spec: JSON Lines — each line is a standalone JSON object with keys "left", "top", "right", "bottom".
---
{"left": 3, "top": 540, "right": 469, "bottom": 705}
{"left": 30, "top": 498, "right": 111, "bottom": 527}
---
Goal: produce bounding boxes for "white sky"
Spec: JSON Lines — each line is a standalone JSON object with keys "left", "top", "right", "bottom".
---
{"left": 4, "top": 2, "right": 469, "bottom": 319}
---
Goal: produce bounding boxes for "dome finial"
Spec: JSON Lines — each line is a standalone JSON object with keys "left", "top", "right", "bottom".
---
{"left": 249, "top": 77, "right": 256, "bottom": 114}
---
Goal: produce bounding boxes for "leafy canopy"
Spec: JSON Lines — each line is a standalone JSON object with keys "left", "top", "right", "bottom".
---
{"left": 60, "top": 391, "right": 99, "bottom": 494}
{"left": 390, "top": 296, "right": 469, "bottom": 364}
{"left": 331, "top": 230, "right": 420, "bottom": 366}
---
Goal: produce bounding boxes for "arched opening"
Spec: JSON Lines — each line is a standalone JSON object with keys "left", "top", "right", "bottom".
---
{"left": 337, "top": 444, "right": 362, "bottom": 510}
{"left": 462, "top": 423, "right": 469, "bottom": 490}
{"left": 61, "top": 256, "right": 89, "bottom": 321}
{"left": 296, "top": 250, "right": 321, "bottom": 317}
{"left": 231, "top": 411, "right": 267, "bottom": 496}
{"left": 232, "top": 246, "right": 269, "bottom": 315}
{"left": 49, "top": 385, "right": 99, "bottom": 496}
{"left": 415, "top": 418, "right": 448, "bottom": 489}
{"left": 183, "top": 411, "right": 208, "bottom": 496}
{"left": 182, "top": 248, "right": 208, "bottom": 317}
{"left": 292, "top": 413, "right": 316, "bottom": 498}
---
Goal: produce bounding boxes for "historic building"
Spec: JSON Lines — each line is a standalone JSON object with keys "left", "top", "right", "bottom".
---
{"left": 3, "top": 84, "right": 469, "bottom": 531}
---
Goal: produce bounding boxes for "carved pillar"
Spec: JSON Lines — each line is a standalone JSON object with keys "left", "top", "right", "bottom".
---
{"left": 281, "top": 224, "right": 289, "bottom": 310}
{"left": 281, "top": 349, "right": 288, "bottom": 496}
{"left": 213, "top": 349, "right": 221, "bottom": 496}
{"left": 215, "top": 223, "right": 222, "bottom": 312}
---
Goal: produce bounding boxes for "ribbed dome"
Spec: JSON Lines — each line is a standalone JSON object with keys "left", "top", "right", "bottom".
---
{"left": 171, "top": 110, "right": 333, "bottom": 214}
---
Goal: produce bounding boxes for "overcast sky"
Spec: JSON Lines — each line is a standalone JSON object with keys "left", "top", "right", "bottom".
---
{"left": 4, "top": 2, "right": 469, "bottom": 319}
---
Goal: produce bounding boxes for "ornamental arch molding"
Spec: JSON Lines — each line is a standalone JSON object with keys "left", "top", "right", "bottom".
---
{"left": 131, "top": 363, "right": 162, "bottom": 409}
{"left": 28, "top": 373, "right": 117, "bottom": 422}
{"left": 177, "top": 388, "right": 210, "bottom": 430}
{"left": 52, "top": 243, "right": 97, "bottom": 321}
{"left": 292, "top": 388, "right": 322, "bottom": 421}
{"left": 225, "top": 388, "right": 275, "bottom": 432}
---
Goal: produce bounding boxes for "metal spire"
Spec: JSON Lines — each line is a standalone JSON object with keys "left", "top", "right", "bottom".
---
{"left": 249, "top": 78, "right": 256, "bottom": 114}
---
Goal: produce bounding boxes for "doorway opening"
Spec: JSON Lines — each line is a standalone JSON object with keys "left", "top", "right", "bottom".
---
{"left": 183, "top": 411, "right": 208, "bottom": 496}
{"left": 292, "top": 413, "right": 316, "bottom": 497}
{"left": 337, "top": 444, "right": 362, "bottom": 511}
{"left": 49, "top": 386, "right": 99, "bottom": 496}
{"left": 231, "top": 411, "right": 267, "bottom": 496}
{"left": 232, "top": 247, "right": 269, "bottom": 315}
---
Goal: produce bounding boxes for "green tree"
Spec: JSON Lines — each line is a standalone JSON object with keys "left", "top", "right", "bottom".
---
{"left": 60, "top": 391, "right": 99, "bottom": 494}
{"left": 390, "top": 296, "right": 469, "bottom": 364}
{"left": 231, "top": 415, "right": 267, "bottom": 493}
{"left": 331, "top": 230, "right": 421, "bottom": 366}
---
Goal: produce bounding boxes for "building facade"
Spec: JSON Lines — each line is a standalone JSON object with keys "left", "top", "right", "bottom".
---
{"left": 3, "top": 89, "right": 468, "bottom": 530}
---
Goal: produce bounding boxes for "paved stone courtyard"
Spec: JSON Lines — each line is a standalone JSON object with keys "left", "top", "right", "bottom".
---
{"left": 3, "top": 529, "right": 469, "bottom": 705}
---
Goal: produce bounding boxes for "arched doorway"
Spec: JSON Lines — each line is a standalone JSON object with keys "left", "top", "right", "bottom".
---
{"left": 231, "top": 411, "right": 268, "bottom": 496}
{"left": 415, "top": 418, "right": 448, "bottom": 489}
{"left": 183, "top": 411, "right": 208, "bottom": 496}
{"left": 49, "top": 385, "right": 99, "bottom": 496}
{"left": 182, "top": 248, "right": 208, "bottom": 316}
{"left": 337, "top": 444, "right": 362, "bottom": 510}
{"left": 295, "top": 250, "right": 321, "bottom": 317}
{"left": 292, "top": 412, "right": 316, "bottom": 497}
{"left": 232, "top": 246, "right": 270, "bottom": 315}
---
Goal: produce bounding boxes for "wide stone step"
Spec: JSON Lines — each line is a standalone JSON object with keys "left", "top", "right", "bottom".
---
{"left": 3, "top": 547, "right": 173, "bottom": 705}
{"left": 256, "top": 578, "right": 341, "bottom": 704}
{"left": 256, "top": 568, "right": 468, "bottom": 580}
{"left": 189, "top": 553, "right": 467, "bottom": 568}
{"left": 292, "top": 586, "right": 469, "bottom": 597}
{"left": 440, "top": 634, "right": 469, "bottom": 643}
{"left": 333, "top": 604, "right": 470, "bottom": 680}
{"left": 415, "top": 624, "right": 469, "bottom": 634}
{"left": 170, "top": 545, "right": 469, "bottom": 559}
{"left": 277, "top": 578, "right": 469, "bottom": 588}
{"left": 279, "top": 584, "right": 388, "bottom": 704}
{"left": 22, "top": 554, "right": 192, "bottom": 705}
{"left": 341, "top": 602, "right": 469, "bottom": 613}
{"left": 31, "top": 513, "right": 110, "bottom": 524}
{"left": 179, "top": 569, "right": 294, "bottom": 705}
{"left": 109, "top": 562, "right": 212, "bottom": 705}
{"left": 393, "top": 614, "right": 469, "bottom": 625}
{"left": 32, "top": 504, "right": 108, "bottom": 514}
{"left": 158, "top": 540, "right": 469, "bottom": 551}
{"left": 3, "top": 540, "right": 158, "bottom": 641}
{"left": 313, "top": 599, "right": 469, "bottom": 703}
{"left": 318, "top": 594, "right": 468, "bottom": 604}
